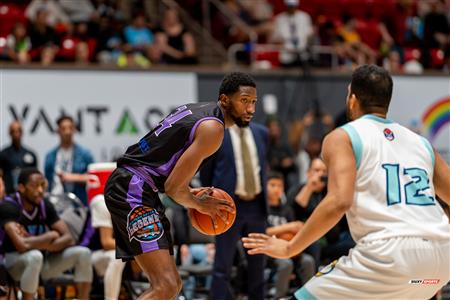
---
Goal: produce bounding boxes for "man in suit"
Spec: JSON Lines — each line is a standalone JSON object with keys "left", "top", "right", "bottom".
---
{"left": 201, "top": 116, "right": 268, "bottom": 300}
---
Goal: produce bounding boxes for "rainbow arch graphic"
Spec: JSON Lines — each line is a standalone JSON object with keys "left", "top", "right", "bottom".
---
{"left": 422, "top": 96, "right": 450, "bottom": 141}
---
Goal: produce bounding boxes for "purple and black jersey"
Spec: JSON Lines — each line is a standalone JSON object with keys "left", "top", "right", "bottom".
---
{"left": 105, "top": 102, "right": 224, "bottom": 260}
{"left": 116, "top": 102, "right": 224, "bottom": 192}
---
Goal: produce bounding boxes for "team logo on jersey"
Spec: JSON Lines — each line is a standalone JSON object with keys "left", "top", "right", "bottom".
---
{"left": 315, "top": 260, "right": 337, "bottom": 277}
{"left": 383, "top": 128, "right": 395, "bottom": 141}
{"left": 127, "top": 206, "right": 164, "bottom": 242}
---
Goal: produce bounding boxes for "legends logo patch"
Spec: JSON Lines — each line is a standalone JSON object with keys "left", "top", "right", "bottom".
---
{"left": 127, "top": 206, "right": 164, "bottom": 242}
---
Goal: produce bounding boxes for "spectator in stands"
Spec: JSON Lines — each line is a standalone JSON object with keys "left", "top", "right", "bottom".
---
{"left": 5, "top": 23, "right": 31, "bottom": 64}
{"left": 95, "top": 16, "right": 125, "bottom": 64}
{"left": 336, "top": 15, "right": 377, "bottom": 66}
{"left": 90, "top": 193, "right": 126, "bottom": 300}
{"left": 266, "top": 116, "right": 297, "bottom": 190}
{"left": 287, "top": 158, "right": 354, "bottom": 265}
{"left": 0, "top": 168, "right": 92, "bottom": 300}
{"left": 265, "top": 171, "right": 315, "bottom": 299}
{"left": 422, "top": 0, "right": 450, "bottom": 68}
{"left": 28, "top": 8, "right": 59, "bottom": 65}
{"left": 239, "top": 0, "right": 274, "bottom": 42}
{"left": 287, "top": 158, "right": 326, "bottom": 263}
{"left": 59, "top": 0, "right": 95, "bottom": 23}
{"left": 123, "top": 13, "right": 157, "bottom": 62}
{"left": 44, "top": 115, "right": 94, "bottom": 206}
{"left": 270, "top": 0, "right": 314, "bottom": 67}
{"left": 25, "top": 0, "right": 69, "bottom": 27}
{"left": 383, "top": 49, "right": 403, "bottom": 73}
{"left": 0, "top": 121, "right": 38, "bottom": 195}
{"left": 288, "top": 109, "right": 333, "bottom": 183}
{"left": 153, "top": 8, "right": 198, "bottom": 64}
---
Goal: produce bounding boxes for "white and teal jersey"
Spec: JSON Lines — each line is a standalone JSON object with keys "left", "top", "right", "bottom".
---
{"left": 341, "top": 114, "right": 450, "bottom": 243}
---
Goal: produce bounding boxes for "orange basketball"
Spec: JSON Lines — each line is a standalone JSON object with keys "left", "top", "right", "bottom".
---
{"left": 188, "top": 188, "right": 236, "bottom": 235}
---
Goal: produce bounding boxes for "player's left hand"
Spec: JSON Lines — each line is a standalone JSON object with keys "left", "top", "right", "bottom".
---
{"left": 242, "top": 233, "right": 291, "bottom": 259}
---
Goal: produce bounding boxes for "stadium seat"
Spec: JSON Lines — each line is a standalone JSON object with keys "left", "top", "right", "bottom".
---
{"left": 0, "top": 4, "right": 26, "bottom": 37}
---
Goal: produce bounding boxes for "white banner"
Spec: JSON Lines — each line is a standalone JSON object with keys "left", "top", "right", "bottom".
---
{"left": 389, "top": 76, "right": 450, "bottom": 162}
{"left": 0, "top": 69, "right": 198, "bottom": 169}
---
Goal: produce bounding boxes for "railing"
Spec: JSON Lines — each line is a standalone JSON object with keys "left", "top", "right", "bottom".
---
{"left": 161, "top": 0, "right": 228, "bottom": 62}
{"left": 227, "top": 43, "right": 339, "bottom": 69}
{"left": 201, "top": 0, "right": 258, "bottom": 62}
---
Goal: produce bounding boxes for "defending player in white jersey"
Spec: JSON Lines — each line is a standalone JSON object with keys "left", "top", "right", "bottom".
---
{"left": 242, "top": 64, "right": 450, "bottom": 299}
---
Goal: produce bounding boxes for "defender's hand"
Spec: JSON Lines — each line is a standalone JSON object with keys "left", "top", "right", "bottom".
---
{"left": 242, "top": 233, "right": 291, "bottom": 259}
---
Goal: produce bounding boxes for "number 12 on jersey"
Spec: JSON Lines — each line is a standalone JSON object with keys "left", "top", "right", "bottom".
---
{"left": 382, "top": 164, "right": 435, "bottom": 206}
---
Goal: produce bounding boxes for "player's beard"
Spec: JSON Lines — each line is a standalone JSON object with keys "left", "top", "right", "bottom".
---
{"left": 227, "top": 106, "right": 251, "bottom": 127}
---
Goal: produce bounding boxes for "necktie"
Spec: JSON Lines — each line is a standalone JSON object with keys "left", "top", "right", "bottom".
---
{"left": 240, "top": 128, "right": 257, "bottom": 199}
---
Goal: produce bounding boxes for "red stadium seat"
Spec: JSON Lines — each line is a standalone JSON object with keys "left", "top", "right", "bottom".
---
{"left": 0, "top": 4, "right": 27, "bottom": 37}
{"left": 430, "top": 48, "right": 444, "bottom": 68}
{"left": 356, "top": 20, "right": 382, "bottom": 50}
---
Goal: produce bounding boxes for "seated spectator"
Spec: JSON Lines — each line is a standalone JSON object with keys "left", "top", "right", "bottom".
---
{"left": 123, "top": 13, "right": 157, "bottom": 62}
{"left": 28, "top": 8, "right": 60, "bottom": 65}
{"left": 59, "top": 0, "right": 95, "bottom": 23}
{"left": 45, "top": 116, "right": 94, "bottom": 206}
{"left": 287, "top": 158, "right": 354, "bottom": 265}
{"left": 270, "top": 0, "right": 314, "bottom": 67}
{"left": 287, "top": 158, "right": 327, "bottom": 264}
{"left": 0, "top": 121, "right": 38, "bottom": 195}
{"left": 154, "top": 8, "right": 197, "bottom": 64}
{"left": 58, "top": 21, "right": 95, "bottom": 63}
{"left": 90, "top": 193, "right": 126, "bottom": 300}
{"left": 5, "top": 23, "right": 31, "bottom": 64}
{"left": 265, "top": 172, "right": 315, "bottom": 298}
{"left": 336, "top": 15, "right": 377, "bottom": 66}
{"left": 95, "top": 16, "right": 125, "bottom": 64}
{"left": 422, "top": 0, "right": 450, "bottom": 68}
{"left": 0, "top": 168, "right": 92, "bottom": 300}
{"left": 238, "top": 0, "right": 274, "bottom": 42}
{"left": 266, "top": 116, "right": 297, "bottom": 190}
{"left": 25, "top": 0, "right": 70, "bottom": 27}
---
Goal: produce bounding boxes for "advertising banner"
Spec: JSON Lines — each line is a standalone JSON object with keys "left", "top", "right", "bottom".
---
{"left": 0, "top": 69, "right": 197, "bottom": 169}
{"left": 389, "top": 76, "right": 450, "bottom": 162}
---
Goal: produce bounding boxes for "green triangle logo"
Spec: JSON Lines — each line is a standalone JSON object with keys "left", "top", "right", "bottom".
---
{"left": 116, "top": 109, "right": 139, "bottom": 135}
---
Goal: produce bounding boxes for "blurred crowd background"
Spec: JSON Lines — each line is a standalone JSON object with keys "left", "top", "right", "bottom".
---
{"left": 0, "top": 0, "right": 449, "bottom": 73}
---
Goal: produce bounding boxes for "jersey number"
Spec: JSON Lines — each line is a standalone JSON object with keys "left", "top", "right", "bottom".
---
{"left": 154, "top": 106, "right": 193, "bottom": 136}
{"left": 382, "top": 164, "right": 435, "bottom": 206}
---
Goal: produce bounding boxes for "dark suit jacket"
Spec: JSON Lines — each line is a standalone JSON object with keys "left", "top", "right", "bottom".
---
{"left": 200, "top": 122, "right": 269, "bottom": 215}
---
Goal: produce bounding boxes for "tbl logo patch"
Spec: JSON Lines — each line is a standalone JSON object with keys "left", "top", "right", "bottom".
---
{"left": 383, "top": 128, "right": 395, "bottom": 141}
{"left": 127, "top": 206, "right": 164, "bottom": 242}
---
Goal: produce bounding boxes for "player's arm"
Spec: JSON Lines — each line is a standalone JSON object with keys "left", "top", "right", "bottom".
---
{"left": 47, "top": 220, "right": 75, "bottom": 252}
{"left": 243, "top": 128, "right": 356, "bottom": 259}
{"left": 165, "top": 120, "right": 235, "bottom": 220}
{"left": 266, "top": 221, "right": 303, "bottom": 236}
{"left": 4, "top": 221, "right": 59, "bottom": 253}
{"left": 433, "top": 149, "right": 450, "bottom": 206}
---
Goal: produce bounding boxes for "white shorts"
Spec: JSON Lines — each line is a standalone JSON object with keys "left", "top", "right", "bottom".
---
{"left": 294, "top": 237, "right": 450, "bottom": 300}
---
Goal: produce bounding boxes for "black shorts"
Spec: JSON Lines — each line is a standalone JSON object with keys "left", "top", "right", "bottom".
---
{"left": 104, "top": 167, "right": 173, "bottom": 261}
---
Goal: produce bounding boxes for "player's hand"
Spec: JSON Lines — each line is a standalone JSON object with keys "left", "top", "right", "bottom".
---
{"left": 193, "top": 189, "right": 235, "bottom": 228}
{"left": 242, "top": 233, "right": 291, "bottom": 259}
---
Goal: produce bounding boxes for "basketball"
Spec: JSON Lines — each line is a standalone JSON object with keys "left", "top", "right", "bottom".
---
{"left": 188, "top": 188, "right": 236, "bottom": 235}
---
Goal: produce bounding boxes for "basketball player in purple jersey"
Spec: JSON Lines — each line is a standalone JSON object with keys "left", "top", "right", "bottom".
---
{"left": 105, "top": 72, "right": 258, "bottom": 299}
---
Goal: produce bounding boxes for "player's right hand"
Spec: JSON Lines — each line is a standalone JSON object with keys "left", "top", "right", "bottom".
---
{"left": 193, "top": 189, "right": 235, "bottom": 228}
